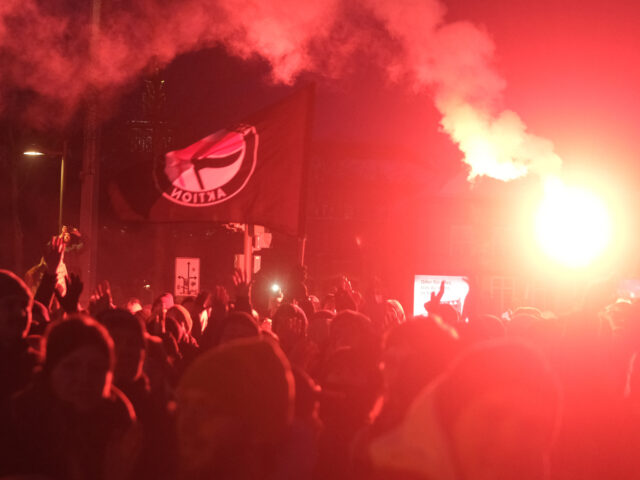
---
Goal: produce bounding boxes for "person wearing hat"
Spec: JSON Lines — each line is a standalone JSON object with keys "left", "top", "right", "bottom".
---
{"left": 2, "top": 316, "right": 140, "bottom": 480}
{"left": 176, "top": 338, "right": 294, "bottom": 480}
{"left": 368, "top": 340, "right": 561, "bottom": 480}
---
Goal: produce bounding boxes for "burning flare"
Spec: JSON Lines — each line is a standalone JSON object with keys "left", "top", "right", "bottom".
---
{"left": 535, "top": 178, "right": 611, "bottom": 268}
{"left": 438, "top": 101, "right": 562, "bottom": 181}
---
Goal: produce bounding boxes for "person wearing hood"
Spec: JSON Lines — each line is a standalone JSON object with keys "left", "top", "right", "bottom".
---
{"left": 368, "top": 340, "right": 561, "bottom": 480}
{"left": 2, "top": 316, "right": 139, "bottom": 480}
{"left": 176, "top": 337, "right": 294, "bottom": 480}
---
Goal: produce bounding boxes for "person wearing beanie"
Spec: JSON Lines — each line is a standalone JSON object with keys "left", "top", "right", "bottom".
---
{"left": 176, "top": 337, "right": 294, "bottom": 480}
{"left": 328, "top": 309, "right": 378, "bottom": 359}
{"left": 0, "top": 269, "right": 40, "bottom": 404}
{"left": 369, "top": 316, "right": 460, "bottom": 439}
{"left": 166, "top": 304, "right": 199, "bottom": 370}
{"left": 98, "top": 309, "right": 146, "bottom": 389}
{"left": 1, "top": 316, "right": 139, "bottom": 480}
{"left": 207, "top": 311, "right": 261, "bottom": 350}
{"left": 368, "top": 340, "right": 561, "bottom": 480}
{"left": 100, "top": 308, "right": 177, "bottom": 480}
{"left": 43, "top": 315, "right": 115, "bottom": 385}
{"left": 272, "top": 303, "right": 308, "bottom": 355}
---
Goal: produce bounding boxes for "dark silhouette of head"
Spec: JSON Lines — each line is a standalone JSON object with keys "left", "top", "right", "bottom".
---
{"left": 217, "top": 311, "right": 261, "bottom": 346}
{"left": 369, "top": 340, "right": 561, "bottom": 480}
{"left": 381, "top": 316, "right": 460, "bottom": 410}
{"left": 44, "top": 316, "right": 115, "bottom": 412}
{"left": 328, "top": 310, "right": 377, "bottom": 356}
{"left": 99, "top": 308, "right": 147, "bottom": 384}
{"left": 0, "top": 269, "right": 33, "bottom": 344}
{"left": 177, "top": 338, "right": 294, "bottom": 478}
{"left": 272, "top": 303, "right": 308, "bottom": 354}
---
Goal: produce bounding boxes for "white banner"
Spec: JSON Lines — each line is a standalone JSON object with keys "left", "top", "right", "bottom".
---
{"left": 175, "top": 257, "right": 200, "bottom": 297}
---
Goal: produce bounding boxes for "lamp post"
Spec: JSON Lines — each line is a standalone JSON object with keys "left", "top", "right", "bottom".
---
{"left": 23, "top": 140, "right": 68, "bottom": 234}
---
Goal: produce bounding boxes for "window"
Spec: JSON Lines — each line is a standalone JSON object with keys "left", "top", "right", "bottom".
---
{"left": 490, "top": 276, "right": 515, "bottom": 312}
{"left": 450, "top": 225, "right": 473, "bottom": 265}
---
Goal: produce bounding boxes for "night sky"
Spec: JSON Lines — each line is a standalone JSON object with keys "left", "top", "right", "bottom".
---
{"left": 3, "top": 0, "right": 640, "bottom": 297}
{"left": 6, "top": 0, "right": 640, "bottom": 182}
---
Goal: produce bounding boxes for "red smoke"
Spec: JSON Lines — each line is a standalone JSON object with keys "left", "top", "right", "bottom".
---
{"left": 1, "top": 0, "right": 561, "bottom": 179}
{"left": 0, "top": 0, "right": 339, "bottom": 125}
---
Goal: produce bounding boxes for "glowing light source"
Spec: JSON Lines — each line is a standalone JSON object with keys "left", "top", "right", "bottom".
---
{"left": 271, "top": 284, "right": 280, "bottom": 293}
{"left": 23, "top": 150, "right": 45, "bottom": 156}
{"left": 535, "top": 178, "right": 611, "bottom": 268}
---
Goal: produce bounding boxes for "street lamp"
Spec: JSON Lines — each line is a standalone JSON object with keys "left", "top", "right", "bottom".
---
{"left": 23, "top": 141, "right": 68, "bottom": 234}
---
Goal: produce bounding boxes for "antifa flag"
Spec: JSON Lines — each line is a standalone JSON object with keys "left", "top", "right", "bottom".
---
{"left": 109, "top": 86, "right": 314, "bottom": 236}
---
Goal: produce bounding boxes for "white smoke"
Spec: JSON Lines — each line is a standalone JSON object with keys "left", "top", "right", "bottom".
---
{"left": 364, "top": 0, "right": 561, "bottom": 181}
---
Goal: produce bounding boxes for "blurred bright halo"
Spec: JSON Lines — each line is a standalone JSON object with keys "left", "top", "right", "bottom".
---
{"left": 535, "top": 177, "right": 612, "bottom": 268}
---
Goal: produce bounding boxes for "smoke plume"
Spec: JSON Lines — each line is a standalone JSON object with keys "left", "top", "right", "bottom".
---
{"left": 363, "top": 0, "right": 561, "bottom": 181}
{"left": 0, "top": 0, "right": 561, "bottom": 180}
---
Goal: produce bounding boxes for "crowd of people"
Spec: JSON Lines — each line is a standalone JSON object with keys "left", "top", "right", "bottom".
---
{"left": 1, "top": 234, "right": 640, "bottom": 480}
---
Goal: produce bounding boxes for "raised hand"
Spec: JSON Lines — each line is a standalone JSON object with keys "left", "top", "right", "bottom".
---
{"left": 432, "top": 280, "right": 445, "bottom": 303}
{"left": 232, "top": 269, "right": 253, "bottom": 314}
{"left": 56, "top": 273, "right": 84, "bottom": 313}
{"left": 232, "top": 268, "right": 252, "bottom": 299}
{"left": 89, "top": 280, "right": 115, "bottom": 316}
{"left": 43, "top": 235, "right": 65, "bottom": 274}
{"left": 424, "top": 280, "right": 446, "bottom": 314}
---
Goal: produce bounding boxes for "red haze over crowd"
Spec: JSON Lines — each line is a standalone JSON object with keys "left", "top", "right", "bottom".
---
{"left": 1, "top": 0, "right": 565, "bottom": 182}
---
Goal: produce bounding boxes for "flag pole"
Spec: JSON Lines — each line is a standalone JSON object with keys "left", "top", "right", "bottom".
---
{"left": 243, "top": 224, "right": 253, "bottom": 282}
{"left": 298, "top": 235, "right": 307, "bottom": 266}
{"left": 297, "top": 84, "right": 315, "bottom": 268}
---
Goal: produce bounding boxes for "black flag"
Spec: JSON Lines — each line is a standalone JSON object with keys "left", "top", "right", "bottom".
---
{"left": 109, "top": 86, "right": 314, "bottom": 236}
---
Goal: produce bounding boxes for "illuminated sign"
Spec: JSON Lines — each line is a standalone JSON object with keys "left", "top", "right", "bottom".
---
{"left": 413, "top": 275, "right": 470, "bottom": 317}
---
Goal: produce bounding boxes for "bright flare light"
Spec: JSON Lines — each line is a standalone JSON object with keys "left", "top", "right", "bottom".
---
{"left": 23, "top": 150, "right": 45, "bottom": 156}
{"left": 535, "top": 178, "right": 612, "bottom": 268}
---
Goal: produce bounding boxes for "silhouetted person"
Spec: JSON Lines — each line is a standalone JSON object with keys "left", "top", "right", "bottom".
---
{"left": 316, "top": 345, "right": 382, "bottom": 480}
{"left": 4, "top": 316, "right": 139, "bottom": 480}
{"left": 274, "top": 367, "right": 322, "bottom": 480}
{"left": 328, "top": 309, "right": 379, "bottom": 359}
{"left": 369, "top": 340, "right": 561, "bottom": 480}
{"left": 100, "top": 308, "right": 176, "bottom": 480}
{"left": 372, "top": 316, "right": 460, "bottom": 435}
{"left": 0, "top": 270, "right": 40, "bottom": 404}
{"left": 217, "top": 311, "right": 262, "bottom": 346}
{"left": 176, "top": 338, "right": 294, "bottom": 480}
{"left": 273, "top": 303, "right": 308, "bottom": 356}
